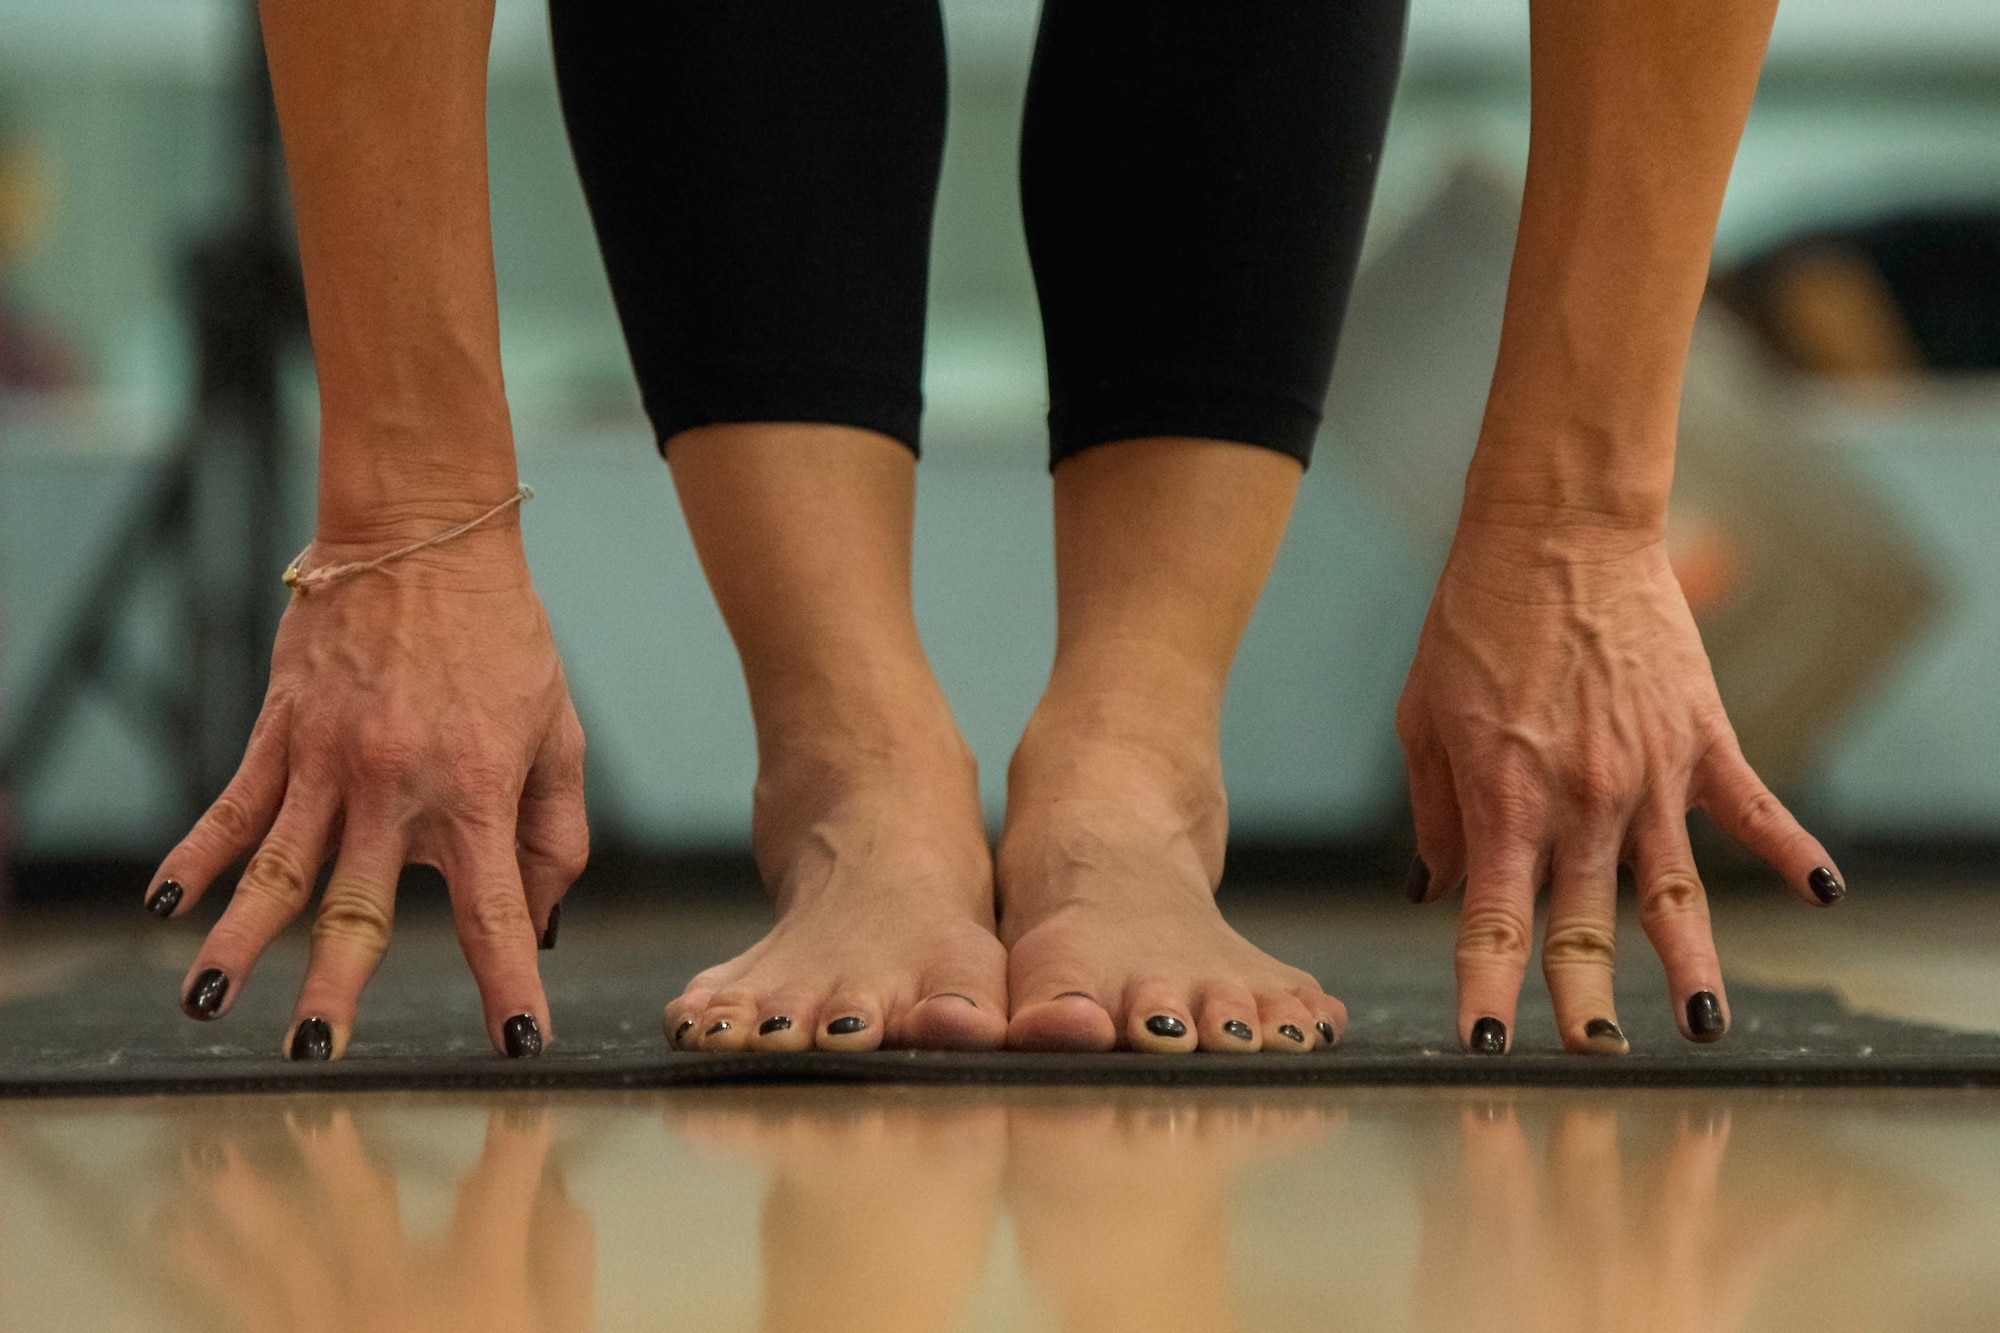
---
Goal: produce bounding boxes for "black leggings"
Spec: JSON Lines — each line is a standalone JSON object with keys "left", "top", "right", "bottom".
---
{"left": 549, "top": 1, "right": 1406, "bottom": 469}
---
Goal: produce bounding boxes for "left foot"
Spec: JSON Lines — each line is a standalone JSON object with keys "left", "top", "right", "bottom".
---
{"left": 996, "top": 696, "right": 1346, "bottom": 1054}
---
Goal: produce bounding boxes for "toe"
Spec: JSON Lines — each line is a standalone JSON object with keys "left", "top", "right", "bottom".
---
{"left": 815, "top": 989, "right": 886, "bottom": 1052}
{"left": 1007, "top": 992, "right": 1118, "bottom": 1053}
{"left": 695, "top": 992, "right": 759, "bottom": 1052}
{"left": 748, "top": 991, "right": 817, "bottom": 1052}
{"left": 1305, "top": 992, "right": 1348, "bottom": 1051}
{"left": 898, "top": 992, "right": 1006, "bottom": 1051}
{"left": 1258, "top": 994, "right": 1318, "bottom": 1055}
{"left": 663, "top": 989, "right": 715, "bottom": 1050}
{"left": 1195, "top": 983, "right": 1263, "bottom": 1052}
{"left": 1125, "top": 981, "right": 1198, "bottom": 1054}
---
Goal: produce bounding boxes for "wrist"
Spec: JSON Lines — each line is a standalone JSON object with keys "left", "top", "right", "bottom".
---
{"left": 314, "top": 420, "right": 521, "bottom": 548}
{"left": 1461, "top": 421, "right": 1675, "bottom": 540}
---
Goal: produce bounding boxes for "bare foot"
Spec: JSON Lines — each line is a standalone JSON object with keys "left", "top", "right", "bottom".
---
{"left": 665, "top": 726, "right": 1008, "bottom": 1052}
{"left": 996, "top": 702, "right": 1346, "bottom": 1054}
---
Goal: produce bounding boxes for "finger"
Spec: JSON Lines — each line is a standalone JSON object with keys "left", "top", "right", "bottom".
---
{"left": 443, "top": 829, "right": 551, "bottom": 1058}
{"left": 1696, "top": 735, "right": 1845, "bottom": 907}
{"left": 1542, "top": 840, "right": 1628, "bottom": 1056}
{"left": 1405, "top": 741, "right": 1467, "bottom": 904}
{"left": 1454, "top": 834, "right": 1542, "bottom": 1056}
{"left": 286, "top": 817, "right": 405, "bottom": 1060}
{"left": 146, "top": 699, "right": 291, "bottom": 919}
{"left": 183, "top": 780, "right": 338, "bottom": 1021}
{"left": 517, "top": 700, "right": 589, "bottom": 950}
{"left": 1631, "top": 801, "right": 1730, "bottom": 1043}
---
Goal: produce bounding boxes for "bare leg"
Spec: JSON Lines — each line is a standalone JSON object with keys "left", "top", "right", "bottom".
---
{"left": 663, "top": 424, "right": 1006, "bottom": 1051}
{"left": 999, "top": 438, "right": 1346, "bottom": 1052}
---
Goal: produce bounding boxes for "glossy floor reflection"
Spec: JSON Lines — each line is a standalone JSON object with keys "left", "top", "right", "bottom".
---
{"left": 3, "top": 1084, "right": 1997, "bottom": 1331}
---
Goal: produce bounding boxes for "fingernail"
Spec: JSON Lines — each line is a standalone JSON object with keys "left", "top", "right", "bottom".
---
{"left": 1405, "top": 856, "right": 1431, "bottom": 903}
{"left": 673, "top": 1018, "right": 694, "bottom": 1044}
{"left": 1222, "top": 1019, "right": 1254, "bottom": 1042}
{"left": 503, "top": 1013, "right": 543, "bottom": 1058}
{"left": 1278, "top": 1024, "right": 1306, "bottom": 1044}
{"left": 826, "top": 1015, "right": 867, "bottom": 1036}
{"left": 1686, "top": 991, "right": 1726, "bottom": 1042}
{"left": 182, "top": 968, "right": 228, "bottom": 1020}
{"left": 145, "top": 879, "right": 183, "bottom": 919}
{"left": 758, "top": 1015, "right": 792, "bottom": 1035}
{"left": 1468, "top": 1016, "right": 1507, "bottom": 1055}
{"left": 705, "top": 1020, "right": 731, "bottom": 1036}
{"left": 539, "top": 902, "right": 561, "bottom": 950}
{"left": 1584, "top": 1017, "right": 1624, "bottom": 1042}
{"left": 1808, "top": 866, "right": 1845, "bottom": 905}
{"left": 1145, "top": 1014, "right": 1187, "bottom": 1038}
{"left": 1317, "top": 1020, "right": 1337, "bottom": 1046}
{"left": 289, "top": 1017, "right": 334, "bottom": 1061}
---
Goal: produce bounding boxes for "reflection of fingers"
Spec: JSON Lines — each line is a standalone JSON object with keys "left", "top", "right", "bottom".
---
{"left": 1454, "top": 839, "right": 1541, "bottom": 1055}
{"left": 1543, "top": 840, "right": 1628, "bottom": 1055}
{"left": 286, "top": 1108, "right": 404, "bottom": 1275}
{"left": 147, "top": 700, "right": 290, "bottom": 919}
{"left": 200, "top": 1143, "right": 340, "bottom": 1316}
{"left": 517, "top": 701, "right": 589, "bottom": 948}
{"left": 183, "top": 779, "right": 339, "bottom": 1021}
{"left": 167, "top": 1210, "right": 289, "bottom": 1333}
{"left": 1697, "top": 737, "right": 1845, "bottom": 907}
{"left": 451, "top": 1109, "right": 554, "bottom": 1266}
{"left": 289, "top": 822, "right": 405, "bottom": 1059}
{"left": 1404, "top": 736, "right": 1467, "bottom": 903}
{"left": 444, "top": 830, "right": 551, "bottom": 1057}
{"left": 1456, "top": 1102, "right": 1539, "bottom": 1263}
{"left": 1630, "top": 804, "right": 1729, "bottom": 1043}
{"left": 1548, "top": 1107, "right": 1624, "bottom": 1268}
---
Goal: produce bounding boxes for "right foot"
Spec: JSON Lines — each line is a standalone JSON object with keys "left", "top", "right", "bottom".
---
{"left": 664, "top": 729, "right": 1008, "bottom": 1053}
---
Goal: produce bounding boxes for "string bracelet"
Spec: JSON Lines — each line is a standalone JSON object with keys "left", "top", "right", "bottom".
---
{"left": 282, "top": 484, "right": 534, "bottom": 594}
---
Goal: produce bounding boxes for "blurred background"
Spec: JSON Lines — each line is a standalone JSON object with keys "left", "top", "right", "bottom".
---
{"left": 0, "top": 0, "right": 1997, "bottom": 894}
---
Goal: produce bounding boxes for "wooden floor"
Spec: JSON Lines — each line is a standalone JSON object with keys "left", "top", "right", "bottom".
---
{"left": 1, "top": 880, "right": 1996, "bottom": 1330}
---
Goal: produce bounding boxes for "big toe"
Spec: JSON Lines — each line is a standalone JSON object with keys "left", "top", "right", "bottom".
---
{"left": 1007, "top": 993, "right": 1118, "bottom": 1053}
{"left": 898, "top": 991, "right": 1007, "bottom": 1051}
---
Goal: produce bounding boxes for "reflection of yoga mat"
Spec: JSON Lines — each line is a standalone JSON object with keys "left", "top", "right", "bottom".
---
{"left": 3, "top": 915, "right": 1997, "bottom": 1096}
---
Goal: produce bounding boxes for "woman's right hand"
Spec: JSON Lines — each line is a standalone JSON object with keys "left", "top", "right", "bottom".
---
{"left": 144, "top": 515, "right": 589, "bottom": 1059}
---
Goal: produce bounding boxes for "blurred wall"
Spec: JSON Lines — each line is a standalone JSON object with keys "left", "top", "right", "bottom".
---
{"left": 3, "top": 0, "right": 2000, "bottom": 855}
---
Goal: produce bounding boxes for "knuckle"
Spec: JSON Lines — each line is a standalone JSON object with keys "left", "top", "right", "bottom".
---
{"left": 447, "top": 739, "right": 517, "bottom": 805}
{"left": 1562, "top": 753, "right": 1629, "bottom": 818}
{"left": 1735, "top": 787, "right": 1791, "bottom": 841}
{"left": 1542, "top": 920, "right": 1619, "bottom": 972}
{"left": 200, "top": 792, "right": 259, "bottom": 850}
{"left": 353, "top": 723, "right": 423, "bottom": 785}
{"left": 1640, "top": 872, "right": 1708, "bottom": 928}
{"left": 313, "top": 888, "right": 394, "bottom": 951}
{"left": 238, "top": 843, "right": 314, "bottom": 911}
{"left": 1457, "top": 905, "right": 1534, "bottom": 966}
{"left": 460, "top": 888, "right": 533, "bottom": 945}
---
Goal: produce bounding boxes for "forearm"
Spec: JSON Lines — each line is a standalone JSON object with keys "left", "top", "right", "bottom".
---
{"left": 260, "top": 0, "right": 517, "bottom": 542}
{"left": 1464, "top": 0, "right": 1779, "bottom": 535}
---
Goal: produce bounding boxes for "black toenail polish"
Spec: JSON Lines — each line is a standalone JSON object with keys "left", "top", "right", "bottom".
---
{"left": 539, "top": 902, "right": 561, "bottom": 950}
{"left": 145, "top": 880, "right": 183, "bottom": 919}
{"left": 1808, "top": 867, "right": 1845, "bottom": 904}
{"left": 1278, "top": 1024, "right": 1306, "bottom": 1043}
{"left": 826, "top": 1015, "right": 867, "bottom": 1036}
{"left": 674, "top": 1018, "right": 694, "bottom": 1043}
{"left": 1146, "top": 1014, "right": 1187, "bottom": 1039}
{"left": 1686, "top": 991, "right": 1725, "bottom": 1042}
{"left": 1584, "top": 1018, "right": 1624, "bottom": 1042}
{"left": 1317, "top": 1020, "right": 1337, "bottom": 1046}
{"left": 1468, "top": 1017, "right": 1507, "bottom": 1055}
{"left": 1405, "top": 856, "right": 1431, "bottom": 903}
{"left": 290, "top": 1017, "right": 334, "bottom": 1061}
{"left": 503, "top": 1014, "right": 543, "bottom": 1058}
{"left": 1223, "top": 1020, "right": 1254, "bottom": 1041}
{"left": 758, "top": 1015, "right": 792, "bottom": 1035}
{"left": 705, "top": 1020, "right": 731, "bottom": 1037}
{"left": 182, "top": 968, "right": 229, "bottom": 1020}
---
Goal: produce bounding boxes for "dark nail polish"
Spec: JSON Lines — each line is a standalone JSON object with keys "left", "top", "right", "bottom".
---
{"left": 1317, "top": 1020, "right": 1337, "bottom": 1046}
{"left": 826, "top": 1015, "right": 867, "bottom": 1036}
{"left": 1145, "top": 1014, "right": 1187, "bottom": 1039}
{"left": 1686, "top": 991, "right": 1726, "bottom": 1042}
{"left": 1808, "top": 866, "right": 1845, "bottom": 904}
{"left": 1468, "top": 1016, "right": 1507, "bottom": 1055}
{"left": 503, "top": 1013, "right": 543, "bottom": 1058}
{"left": 182, "top": 968, "right": 229, "bottom": 1020}
{"left": 1584, "top": 1017, "right": 1624, "bottom": 1042}
{"left": 1278, "top": 1024, "right": 1306, "bottom": 1044}
{"left": 674, "top": 1018, "right": 694, "bottom": 1043}
{"left": 705, "top": 1020, "right": 731, "bottom": 1036}
{"left": 1405, "top": 856, "right": 1431, "bottom": 903}
{"left": 289, "top": 1017, "right": 334, "bottom": 1061}
{"left": 539, "top": 902, "right": 561, "bottom": 950}
{"left": 758, "top": 1015, "right": 792, "bottom": 1035}
{"left": 1222, "top": 1019, "right": 1254, "bottom": 1041}
{"left": 145, "top": 880, "right": 183, "bottom": 919}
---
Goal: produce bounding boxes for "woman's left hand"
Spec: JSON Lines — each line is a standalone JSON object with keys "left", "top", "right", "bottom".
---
{"left": 1395, "top": 513, "right": 1845, "bottom": 1054}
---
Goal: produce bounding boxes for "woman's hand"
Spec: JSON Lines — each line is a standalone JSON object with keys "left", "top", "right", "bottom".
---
{"left": 1396, "top": 514, "right": 1843, "bottom": 1054}
{"left": 144, "top": 520, "right": 588, "bottom": 1058}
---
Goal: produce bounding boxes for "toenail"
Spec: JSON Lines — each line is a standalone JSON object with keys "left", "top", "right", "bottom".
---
{"left": 1223, "top": 1020, "right": 1254, "bottom": 1042}
{"left": 758, "top": 1015, "right": 792, "bottom": 1035}
{"left": 1055, "top": 990, "right": 1093, "bottom": 1002}
{"left": 826, "top": 1016, "right": 867, "bottom": 1036}
{"left": 1316, "top": 1020, "right": 1337, "bottom": 1046}
{"left": 931, "top": 993, "right": 977, "bottom": 1007}
{"left": 1278, "top": 1024, "right": 1306, "bottom": 1044}
{"left": 705, "top": 1021, "right": 731, "bottom": 1036}
{"left": 1145, "top": 1014, "right": 1187, "bottom": 1039}
{"left": 674, "top": 1018, "right": 694, "bottom": 1043}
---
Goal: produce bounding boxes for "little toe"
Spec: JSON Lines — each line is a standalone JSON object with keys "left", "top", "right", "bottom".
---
{"left": 1259, "top": 995, "right": 1318, "bottom": 1055}
{"left": 899, "top": 992, "right": 1006, "bottom": 1051}
{"left": 815, "top": 993, "right": 886, "bottom": 1052}
{"left": 1196, "top": 984, "right": 1263, "bottom": 1052}
{"left": 1307, "top": 995, "right": 1348, "bottom": 1051}
{"left": 1126, "top": 983, "right": 1198, "bottom": 1053}
{"left": 1007, "top": 992, "right": 1118, "bottom": 1053}
{"left": 663, "top": 992, "right": 714, "bottom": 1050}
